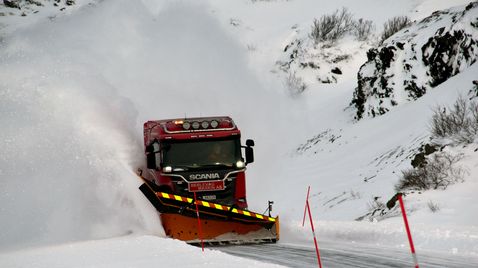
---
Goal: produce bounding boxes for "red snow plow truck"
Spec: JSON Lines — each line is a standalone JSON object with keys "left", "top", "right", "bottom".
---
{"left": 137, "top": 116, "right": 279, "bottom": 245}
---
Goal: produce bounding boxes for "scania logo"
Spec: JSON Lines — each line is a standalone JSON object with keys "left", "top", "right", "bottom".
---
{"left": 189, "top": 173, "right": 220, "bottom": 180}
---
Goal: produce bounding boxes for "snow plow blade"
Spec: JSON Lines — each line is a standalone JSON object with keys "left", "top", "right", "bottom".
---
{"left": 139, "top": 183, "right": 279, "bottom": 245}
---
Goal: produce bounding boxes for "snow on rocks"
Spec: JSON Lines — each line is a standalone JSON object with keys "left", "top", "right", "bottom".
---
{"left": 275, "top": 15, "right": 374, "bottom": 92}
{"left": 0, "top": 0, "right": 95, "bottom": 35}
{"left": 351, "top": 2, "right": 478, "bottom": 120}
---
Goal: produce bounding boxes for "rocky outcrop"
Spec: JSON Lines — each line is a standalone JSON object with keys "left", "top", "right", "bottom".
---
{"left": 1, "top": 0, "right": 77, "bottom": 17}
{"left": 3, "top": 1, "right": 21, "bottom": 9}
{"left": 352, "top": 2, "right": 478, "bottom": 120}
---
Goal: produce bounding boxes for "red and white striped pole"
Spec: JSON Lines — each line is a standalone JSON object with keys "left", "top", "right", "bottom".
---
{"left": 398, "top": 193, "right": 419, "bottom": 268}
{"left": 307, "top": 199, "right": 323, "bottom": 268}
{"left": 193, "top": 192, "right": 205, "bottom": 251}
{"left": 302, "top": 186, "right": 311, "bottom": 227}
{"left": 303, "top": 186, "right": 323, "bottom": 268}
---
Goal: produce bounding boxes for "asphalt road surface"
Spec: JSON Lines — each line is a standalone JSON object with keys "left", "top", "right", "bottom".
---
{"left": 214, "top": 241, "right": 478, "bottom": 268}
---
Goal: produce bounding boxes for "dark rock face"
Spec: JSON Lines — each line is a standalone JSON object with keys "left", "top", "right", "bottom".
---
{"left": 351, "top": 45, "right": 399, "bottom": 119}
{"left": 3, "top": 0, "right": 21, "bottom": 9}
{"left": 411, "top": 143, "right": 439, "bottom": 168}
{"left": 473, "top": 80, "right": 478, "bottom": 97}
{"left": 351, "top": 2, "right": 478, "bottom": 120}
{"left": 378, "top": 46, "right": 395, "bottom": 69}
{"left": 1, "top": 0, "right": 78, "bottom": 16}
{"left": 331, "top": 67, "right": 342, "bottom": 75}
{"left": 422, "top": 29, "right": 477, "bottom": 87}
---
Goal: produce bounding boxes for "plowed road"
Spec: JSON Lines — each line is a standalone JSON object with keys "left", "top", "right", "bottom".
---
{"left": 215, "top": 242, "right": 478, "bottom": 268}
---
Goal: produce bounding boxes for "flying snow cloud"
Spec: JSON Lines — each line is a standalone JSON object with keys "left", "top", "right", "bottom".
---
{"left": 0, "top": 1, "right": 165, "bottom": 251}
{"left": 0, "top": 0, "right": 294, "bottom": 250}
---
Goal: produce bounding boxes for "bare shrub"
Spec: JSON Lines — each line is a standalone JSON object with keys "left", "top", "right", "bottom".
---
{"left": 367, "top": 197, "right": 386, "bottom": 212}
{"left": 285, "top": 71, "right": 307, "bottom": 96}
{"left": 430, "top": 97, "right": 478, "bottom": 144}
{"left": 353, "top": 18, "right": 375, "bottom": 41}
{"left": 310, "top": 7, "right": 354, "bottom": 44}
{"left": 380, "top": 16, "right": 411, "bottom": 43}
{"left": 247, "top": 44, "right": 257, "bottom": 52}
{"left": 356, "top": 196, "right": 400, "bottom": 222}
{"left": 366, "top": 197, "right": 387, "bottom": 220}
{"left": 349, "top": 190, "right": 361, "bottom": 199}
{"left": 427, "top": 201, "right": 440, "bottom": 213}
{"left": 395, "top": 151, "right": 465, "bottom": 191}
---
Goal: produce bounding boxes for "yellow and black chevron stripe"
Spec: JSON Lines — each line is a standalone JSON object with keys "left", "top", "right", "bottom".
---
{"left": 158, "top": 192, "right": 276, "bottom": 223}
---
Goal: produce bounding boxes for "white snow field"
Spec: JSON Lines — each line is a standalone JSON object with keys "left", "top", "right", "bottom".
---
{"left": 0, "top": 0, "right": 477, "bottom": 267}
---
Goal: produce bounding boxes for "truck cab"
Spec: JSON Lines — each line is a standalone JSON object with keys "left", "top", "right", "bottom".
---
{"left": 142, "top": 116, "right": 254, "bottom": 209}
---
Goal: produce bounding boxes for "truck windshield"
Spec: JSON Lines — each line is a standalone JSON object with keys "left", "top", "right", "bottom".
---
{"left": 162, "top": 138, "right": 242, "bottom": 168}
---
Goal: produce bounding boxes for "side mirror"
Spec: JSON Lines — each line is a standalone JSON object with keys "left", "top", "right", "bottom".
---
{"left": 147, "top": 153, "right": 157, "bottom": 169}
{"left": 146, "top": 140, "right": 160, "bottom": 153}
{"left": 246, "top": 139, "right": 255, "bottom": 147}
{"left": 146, "top": 145, "right": 154, "bottom": 153}
{"left": 146, "top": 140, "right": 160, "bottom": 169}
{"left": 245, "top": 139, "right": 254, "bottom": 165}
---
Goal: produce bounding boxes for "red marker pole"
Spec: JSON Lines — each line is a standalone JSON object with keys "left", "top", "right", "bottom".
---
{"left": 303, "top": 187, "right": 323, "bottom": 268}
{"left": 307, "top": 201, "right": 323, "bottom": 268}
{"left": 398, "top": 193, "right": 419, "bottom": 268}
{"left": 193, "top": 192, "right": 205, "bottom": 251}
{"left": 302, "top": 186, "right": 311, "bottom": 227}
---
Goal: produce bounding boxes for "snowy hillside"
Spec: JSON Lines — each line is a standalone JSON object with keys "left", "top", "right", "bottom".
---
{"left": 351, "top": 2, "right": 478, "bottom": 119}
{"left": 1, "top": 0, "right": 478, "bottom": 267}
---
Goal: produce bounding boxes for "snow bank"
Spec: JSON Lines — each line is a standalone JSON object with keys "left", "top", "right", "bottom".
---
{"left": 281, "top": 219, "right": 478, "bottom": 257}
{"left": 0, "top": 235, "right": 284, "bottom": 268}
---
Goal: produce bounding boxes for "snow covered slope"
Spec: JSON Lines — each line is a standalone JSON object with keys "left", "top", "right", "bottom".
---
{"left": 351, "top": 2, "right": 478, "bottom": 119}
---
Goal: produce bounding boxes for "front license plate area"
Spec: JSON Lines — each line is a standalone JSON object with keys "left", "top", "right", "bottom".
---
{"left": 188, "top": 180, "right": 224, "bottom": 192}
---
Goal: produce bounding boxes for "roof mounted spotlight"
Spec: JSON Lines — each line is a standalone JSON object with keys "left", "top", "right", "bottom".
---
{"left": 183, "top": 122, "right": 191, "bottom": 130}
{"left": 210, "top": 120, "right": 219, "bottom": 128}
{"left": 201, "top": 121, "right": 210, "bottom": 129}
{"left": 192, "top": 121, "right": 200, "bottom": 130}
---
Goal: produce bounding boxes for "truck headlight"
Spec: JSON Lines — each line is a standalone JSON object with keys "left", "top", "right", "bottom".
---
{"left": 162, "top": 166, "right": 172, "bottom": 172}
